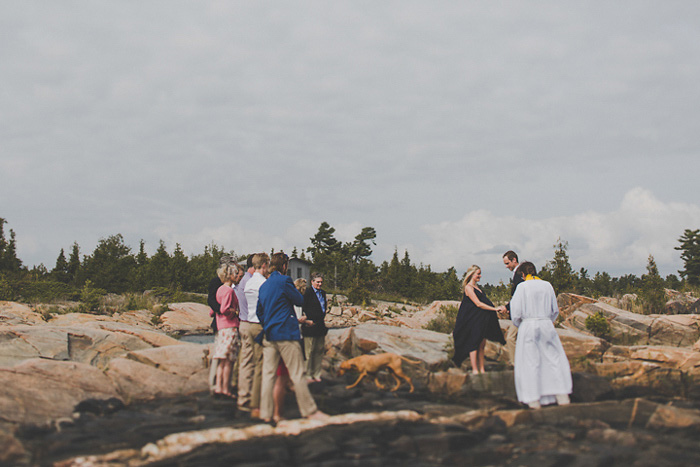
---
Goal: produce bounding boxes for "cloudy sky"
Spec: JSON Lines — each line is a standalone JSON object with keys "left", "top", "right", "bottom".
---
{"left": 2, "top": 1, "right": 700, "bottom": 284}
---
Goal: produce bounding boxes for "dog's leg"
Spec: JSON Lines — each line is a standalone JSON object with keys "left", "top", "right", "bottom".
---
{"left": 388, "top": 370, "right": 402, "bottom": 392}
{"left": 391, "top": 365, "right": 415, "bottom": 393}
{"left": 346, "top": 371, "right": 367, "bottom": 389}
{"left": 374, "top": 376, "right": 386, "bottom": 390}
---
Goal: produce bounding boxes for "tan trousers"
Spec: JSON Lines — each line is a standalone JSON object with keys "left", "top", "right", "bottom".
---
{"left": 237, "top": 321, "right": 263, "bottom": 408}
{"left": 260, "top": 338, "right": 318, "bottom": 420}
{"left": 304, "top": 336, "right": 325, "bottom": 379}
{"left": 505, "top": 324, "right": 518, "bottom": 366}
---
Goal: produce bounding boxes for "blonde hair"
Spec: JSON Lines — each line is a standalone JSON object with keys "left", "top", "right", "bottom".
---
{"left": 217, "top": 262, "right": 240, "bottom": 282}
{"left": 294, "top": 278, "right": 307, "bottom": 294}
{"left": 462, "top": 265, "right": 481, "bottom": 290}
{"left": 252, "top": 252, "right": 270, "bottom": 270}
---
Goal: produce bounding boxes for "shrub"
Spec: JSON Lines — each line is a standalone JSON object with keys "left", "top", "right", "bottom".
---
{"left": 151, "top": 303, "right": 170, "bottom": 325}
{"left": 80, "top": 280, "right": 107, "bottom": 313}
{"left": 424, "top": 304, "right": 459, "bottom": 334}
{"left": 585, "top": 311, "right": 611, "bottom": 339}
{"left": 0, "top": 275, "right": 14, "bottom": 300}
{"left": 347, "top": 285, "right": 371, "bottom": 306}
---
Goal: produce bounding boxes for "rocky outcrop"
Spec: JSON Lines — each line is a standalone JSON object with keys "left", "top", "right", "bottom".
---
{"left": 327, "top": 323, "right": 451, "bottom": 369}
{"left": 158, "top": 302, "right": 213, "bottom": 335}
{"left": 0, "top": 324, "right": 177, "bottom": 368}
{"left": 394, "top": 300, "right": 460, "bottom": 329}
{"left": 0, "top": 359, "right": 120, "bottom": 426}
{"left": 558, "top": 293, "right": 700, "bottom": 347}
{"left": 109, "top": 344, "right": 211, "bottom": 401}
{"left": 0, "top": 301, "right": 45, "bottom": 326}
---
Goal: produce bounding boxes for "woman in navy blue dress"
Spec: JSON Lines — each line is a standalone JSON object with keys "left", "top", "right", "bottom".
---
{"left": 452, "top": 265, "right": 506, "bottom": 374}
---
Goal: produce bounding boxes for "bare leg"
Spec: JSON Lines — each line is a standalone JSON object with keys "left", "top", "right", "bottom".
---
{"left": 478, "top": 339, "right": 486, "bottom": 374}
{"left": 221, "top": 361, "right": 233, "bottom": 395}
{"left": 215, "top": 359, "right": 226, "bottom": 394}
{"left": 273, "top": 374, "right": 289, "bottom": 421}
{"left": 469, "top": 350, "right": 479, "bottom": 375}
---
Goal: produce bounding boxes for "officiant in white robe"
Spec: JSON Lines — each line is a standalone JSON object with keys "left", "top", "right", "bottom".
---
{"left": 510, "top": 262, "right": 572, "bottom": 409}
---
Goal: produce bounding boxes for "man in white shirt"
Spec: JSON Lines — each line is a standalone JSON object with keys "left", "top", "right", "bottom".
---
{"left": 237, "top": 252, "right": 269, "bottom": 417}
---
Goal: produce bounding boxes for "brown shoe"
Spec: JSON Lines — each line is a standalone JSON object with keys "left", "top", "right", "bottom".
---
{"left": 251, "top": 408, "right": 260, "bottom": 419}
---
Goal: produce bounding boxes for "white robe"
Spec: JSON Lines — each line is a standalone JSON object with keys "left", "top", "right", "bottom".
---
{"left": 511, "top": 279, "right": 572, "bottom": 405}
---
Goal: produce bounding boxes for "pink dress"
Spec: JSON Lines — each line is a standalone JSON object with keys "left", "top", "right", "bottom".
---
{"left": 211, "top": 285, "right": 240, "bottom": 361}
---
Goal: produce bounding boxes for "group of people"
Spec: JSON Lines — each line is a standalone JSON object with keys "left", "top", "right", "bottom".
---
{"left": 208, "top": 252, "right": 329, "bottom": 423}
{"left": 207, "top": 247, "right": 572, "bottom": 416}
{"left": 452, "top": 251, "right": 573, "bottom": 409}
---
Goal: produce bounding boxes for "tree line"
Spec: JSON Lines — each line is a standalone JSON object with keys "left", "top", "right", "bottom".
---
{"left": 1, "top": 217, "right": 699, "bottom": 308}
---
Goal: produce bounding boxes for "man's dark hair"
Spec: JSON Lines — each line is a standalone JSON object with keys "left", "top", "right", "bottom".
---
{"left": 246, "top": 254, "right": 254, "bottom": 269}
{"left": 269, "top": 251, "right": 289, "bottom": 273}
{"left": 516, "top": 261, "right": 537, "bottom": 277}
{"left": 503, "top": 250, "right": 519, "bottom": 262}
{"left": 311, "top": 272, "right": 323, "bottom": 281}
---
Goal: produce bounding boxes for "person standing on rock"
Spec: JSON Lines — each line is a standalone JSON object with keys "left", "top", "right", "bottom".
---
{"left": 452, "top": 265, "right": 506, "bottom": 374}
{"left": 510, "top": 261, "right": 572, "bottom": 409}
{"left": 257, "top": 252, "right": 328, "bottom": 423}
{"left": 211, "top": 262, "right": 243, "bottom": 398}
{"left": 238, "top": 253, "right": 269, "bottom": 418}
{"left": 302, "top": 272, "right": 328, "bottom": 382}
{"left": 501, "top": 250, "right": 524, "bottom": 364}
{"left": 208, "top": 254, "right": 235, "bottom": 395}
{"left": 273, "top": 278, "right": 311, "bottom": 421}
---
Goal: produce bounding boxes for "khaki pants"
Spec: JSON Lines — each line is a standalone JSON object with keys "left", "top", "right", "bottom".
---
{"left": 260, "top": 338, "right": 318, "bottom": 420}
{"left": 304, "top": 336, "right": 325, "bottom": 379}
{"left": 237, "top": 321, "right": 263, "bottom": 408}
{"left": 505, "top": 324, "right": 518, "bottom": 366}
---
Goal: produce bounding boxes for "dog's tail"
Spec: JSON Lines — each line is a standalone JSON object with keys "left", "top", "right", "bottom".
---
{"left": 398, "top": 355, "right": 423, "bottom": 365}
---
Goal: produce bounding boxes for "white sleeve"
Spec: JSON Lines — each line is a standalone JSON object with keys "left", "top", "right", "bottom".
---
{"left": 548, "top": 283, "right": 559, "bottom": 322}
{"left": 511, "top": 286, "right": 524, "bottom": 327}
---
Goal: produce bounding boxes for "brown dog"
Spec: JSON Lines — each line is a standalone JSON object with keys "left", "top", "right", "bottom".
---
{"left": 338, "top": 353, "right": 422, "bottom": 393}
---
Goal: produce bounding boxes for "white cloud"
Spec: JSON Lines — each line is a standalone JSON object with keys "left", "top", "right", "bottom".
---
{"left": 419, "top": 188, "right": 700, "bottom": 283}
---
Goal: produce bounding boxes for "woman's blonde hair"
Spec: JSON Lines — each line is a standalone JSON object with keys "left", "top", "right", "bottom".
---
{"left": 294, "top": 278, "right": 307, "bottom": 294}
{"left": 461, "top": 265, "right": 481, "bottom": 290}
{"left": 217, "top": 262, "right": 240, "bottom": 283}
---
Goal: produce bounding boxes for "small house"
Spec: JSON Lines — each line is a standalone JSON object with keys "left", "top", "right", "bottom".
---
{"left": 288, "top": 257, "right": 314, "bottom": 284}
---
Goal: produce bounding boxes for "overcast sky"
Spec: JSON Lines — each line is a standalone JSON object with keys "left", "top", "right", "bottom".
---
{"left": 2, "top": 1, "right": 700, "bottom": 285}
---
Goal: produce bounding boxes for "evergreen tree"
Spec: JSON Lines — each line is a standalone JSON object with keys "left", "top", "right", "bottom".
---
{"left": 676, "top": 229, "right": 700, "bottom": 286}
{"left": 52, "top": 248, "right": 70, "bottom": 283}
{"left": 80, "top": 234, "right": 136, "bottom": 293}
{"left": 307, "top": 222, "right": 342, "bottom": 274}
{"left": 441, "top": 267, "right": 462, "bottom": 300}
{"left": 541, "top": 238, "right": 577, "bottom": 294}
{"left": 591, "top": 271, "right": 613, "bottom": 298}
{"left": 171, "top": 243, "right": 189, "bottom": 289}
{"left": 188, "top": 243, "right": 228, "bottom": 293}
{"left": 146, "top": 240, "right": 171, "bottom": 288}
{"left": 640, "top": 255, "right": 666, "bottom": 314}
{"left": 0, "top": 218, "right": 22, "bottom": 274}
{"left": 67, "top": 242, "right": 81, "bottom": 285}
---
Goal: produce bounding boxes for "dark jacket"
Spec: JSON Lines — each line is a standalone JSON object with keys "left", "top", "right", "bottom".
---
{"left": 208, "top": 276, "right": 223, "bottom": 332}
{"left": 301, "top": 287, "right": 328, "bottom": 338}
{"left": 505, "top": 271, "right": 525, "bottom": 312}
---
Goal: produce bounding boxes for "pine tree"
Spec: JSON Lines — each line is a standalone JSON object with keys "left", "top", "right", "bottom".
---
{"left": 67, "top": 242, "right": 81, "bottom": 285}
{"left": 52, "top": 248, "right": 70, "bottom": 283}
{"left": 0, "top": 219, "right": 22, "bottom": 274}
{"left": 676, "top": 229, "right": 700, "bottom": 286}
{"left": 541, "top": 238, "right": 577, "bottom": 294}
{"left": 640, "top": 255, "right": 666, "bottom": 314}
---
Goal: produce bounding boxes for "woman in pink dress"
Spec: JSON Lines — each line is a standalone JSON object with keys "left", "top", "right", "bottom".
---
{"left": 211, "top": 262, "right": 243, "bottom": 397}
